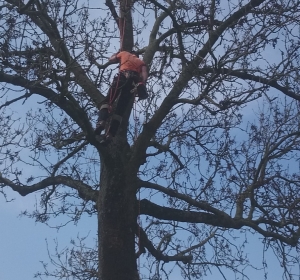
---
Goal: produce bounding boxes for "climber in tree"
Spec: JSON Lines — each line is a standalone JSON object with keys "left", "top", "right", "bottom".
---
{"left": 95, "top": 50, "right": 148, "bottom": 143}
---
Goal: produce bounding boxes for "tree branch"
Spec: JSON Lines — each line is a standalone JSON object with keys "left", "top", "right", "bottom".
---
{"left": 140, "top": 199, "right": 300, "bottom": 246}
{"left": 148, "top": 141, "right": 184, "bottom": 169}
{"left": 137, "top": 225, "right": 193, "bottom": 263}
{"left": 6, "top": 0, "right": 103, "bottom": 105}
{"left": 53, "top": 132, "right": 86, "bottom": 149}
{"left": 200, "top": 67, "right": 300, "bottom": 102}
{"left": 17, "top": 0, "right": 35, "bottom": 13}
{"left": 130, "top": 0, "right": 267, "bottom": 169}
{"left": 0, "top": 174, "right": 98, "bottom": 202}
{"left": 140, "top": 199, "right": 236, "bottom": 226}
{"left": 148, "top": 0, "right": 186, "bottom": 66}
{"left": 139, "top": 180, "right": 229, "bottom": 217}
{"left": 0, "top": 91, "right": 32, "bottom": 109}
{"left": 0, "top": 71, "right": 95, "bottom": 139}
{"left": 105, "top": 0, "right": 119, "bottom": 27}
{"left": 51, "top": 142, "right": 88, "bottom": 176}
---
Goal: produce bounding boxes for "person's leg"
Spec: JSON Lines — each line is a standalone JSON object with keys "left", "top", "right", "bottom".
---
{"left": 108, "top": 115, "right": 123, "bottom": 137}
{"left": 94, "top": 103, "right": 110, "bottom": 135}
{"left": 108, "top": 77, "right": 134, "bottom": 137}
{"left": 136, "top": 83, "right": 148, "bottom": 100}
{"left": 95, "top": 73, "right": 126, "bottom": 135}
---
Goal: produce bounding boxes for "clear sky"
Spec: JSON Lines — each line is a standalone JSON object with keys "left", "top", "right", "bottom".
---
{"left": 0, "top": 189, "right": 97, "bottom": 280}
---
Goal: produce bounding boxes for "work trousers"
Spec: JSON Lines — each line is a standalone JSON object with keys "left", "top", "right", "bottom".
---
{"left": 98, "top": 71, "right": 139, "bottom": 136}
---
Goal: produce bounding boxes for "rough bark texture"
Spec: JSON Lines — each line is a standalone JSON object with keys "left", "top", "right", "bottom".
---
{"left": 98, "top": 141, "right": 138, "bottom": 279}
{"left": 97, "top": 1, "right": 138, "bottom": 277}
{"left": 98, "top": 166, "right": 137, "bottom": 280}
{"left": 119, "top": 0, "right": 134, "bottom": 51}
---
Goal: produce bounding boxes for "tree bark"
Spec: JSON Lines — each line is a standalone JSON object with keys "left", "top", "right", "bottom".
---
{"left": 119, "top": 0, "right": 134, "bottom": 51}
{"left": 97, "top": 1, "right": 138, "bottom": 278}
{"left": 98, "top": 155, "right": 139, "bottom": 280}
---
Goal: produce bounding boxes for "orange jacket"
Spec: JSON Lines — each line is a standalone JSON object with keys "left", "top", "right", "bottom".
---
{"left": 116, "top": 51, "right": 146, "bottom": 73}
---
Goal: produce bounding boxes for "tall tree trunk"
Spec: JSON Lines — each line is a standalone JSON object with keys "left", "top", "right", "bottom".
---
{"left": 98, "top": 156, "right": 139, "bottom": 280}
{"left": 119, "top": 0, "right": 134, "bottom": 51}
{"left": 98, "top": 1, "right": 137, "bottom": 278}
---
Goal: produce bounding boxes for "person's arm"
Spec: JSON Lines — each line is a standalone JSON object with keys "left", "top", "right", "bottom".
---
{"left": 109, "top": 52, "right": 120, "bottom": 64}
{"left": 140, "top": 65, "right": 148, "bottom": 84}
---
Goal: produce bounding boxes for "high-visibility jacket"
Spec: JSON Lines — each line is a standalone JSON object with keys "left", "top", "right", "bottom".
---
{"left": 117, "top": 51, "right": 146, "bottom": 73}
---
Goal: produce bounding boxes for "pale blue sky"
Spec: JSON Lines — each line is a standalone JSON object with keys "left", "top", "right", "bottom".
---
{"left": 0, "top": 189, "right": 97, "bottom": 280}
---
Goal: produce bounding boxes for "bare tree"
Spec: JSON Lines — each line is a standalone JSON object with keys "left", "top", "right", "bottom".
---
{"left": 1, "top": 0, "right": 300, "bottom": 279}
